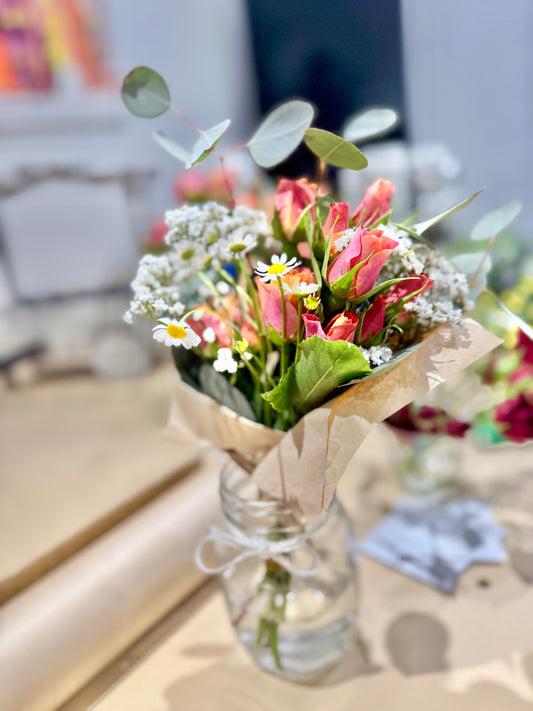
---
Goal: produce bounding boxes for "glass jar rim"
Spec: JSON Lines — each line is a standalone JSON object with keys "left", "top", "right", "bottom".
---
{"left": 219, "top": 459, "right": 336, "bottom": 535}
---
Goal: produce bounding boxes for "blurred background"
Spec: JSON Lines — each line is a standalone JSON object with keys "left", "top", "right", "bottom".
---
{"left": 1, "top": 3, "right": 532, "bottom": 709}
{"left": 0, "top": 0, "right": 531, "bottom": 382}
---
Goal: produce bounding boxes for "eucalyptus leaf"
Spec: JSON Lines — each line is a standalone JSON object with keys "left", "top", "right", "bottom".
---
{"left": 452, "top": 252, "right": 492, "bottom": 298}
{"left": 303, "top": 128, "right": 368, "bottom": 170}
{"left": 198, "top": 364, "right": 257, "bottom": 421}
{"left": 153, "top": 131, "right": 190, "bottom": 163}
{"left": 413, "top": 189, "right": 484, "bottom": 235}
{"left": 471, "top": 201, "right": 522, "bottom": 241}
{"left": 492, "top": 293, "right": 533, "bottom": 340}
{"left": 263, "top": 336, "right": 371, "bottom": 414}
{"left": 342, "top": 107, "right": 399, "bottom": 144}
{"left": 248, "top": 100, "right": 314, "bottom": 168}
{"left": 186, "top": 119, "right": 231, "bottom": 169}
{"left": 121, "top": 66, "right": 170, "bottom": 118}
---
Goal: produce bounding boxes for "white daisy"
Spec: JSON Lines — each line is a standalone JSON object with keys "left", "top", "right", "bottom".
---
{"left": 152, "top": 318, "right": 200, "bottom": 349}
{"left": 213, "top": 348, "right": 238, "bottom": 373}
{"left": 217, "top": 230, "right": 259, "bottom": 260}
{"left": 282, "top": 280, "right": 319, "bottom": 297}
{"left": 254, "top": 253, "right": 301, "bottom": 283}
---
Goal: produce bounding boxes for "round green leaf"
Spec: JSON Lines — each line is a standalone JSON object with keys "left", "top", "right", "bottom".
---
{"left": 303, "top": 128, "right": 368, "bottom": 170}
{"left": 186, "top": 119, "right": 231, "bottom": 169}
{"left": 247, "top": 100, "right": 314, "bottom": 168}
{"left": 343, "top": 108, "right": 398, "bottom": 144}
{"left": 121, "top": 66, "right": 170, "bottom": 118}
{"left": 471, "top": 201, "right": 522, "bottom": 241}
{"left": 153, "top": 131, "right": 190, "bottom": 163}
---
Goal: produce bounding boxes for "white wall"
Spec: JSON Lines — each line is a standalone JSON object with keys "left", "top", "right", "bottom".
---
{"left": 103, "top": 0, "right": 260, "bottom": 211}
{"left": 401, "top": 0, "right": 533, "bottom": 236}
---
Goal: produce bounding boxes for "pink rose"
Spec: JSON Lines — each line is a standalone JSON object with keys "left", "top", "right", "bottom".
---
{"left": 302, "top": 311, "right": 359, "bottom": 343}
{"left": 322, "top": 202, "right": 350, "bottom": 254}
{"left": 189, "top": 294, "right": 258, "bottom": 349}
{"left": 256, "top": 267, "right": 315, "bottom": 339}
{"left": 352, "top": 179, "right": 394, "bottom": 226}
{"left": 359, "top": 272, "right": 433, "bottom": 343}
{"left": 495, "top": 393, "right": 533, "bottom": 444}
{"left": 327, "top": 226, "right": 398, "bottom": 299}
{"left": 275, "top": 178, "right": 316, "bottom": 237}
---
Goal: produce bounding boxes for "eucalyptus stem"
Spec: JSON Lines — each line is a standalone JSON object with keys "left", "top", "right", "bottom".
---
{"left": 469, "top": 236, "right": 495, "bottom": 288}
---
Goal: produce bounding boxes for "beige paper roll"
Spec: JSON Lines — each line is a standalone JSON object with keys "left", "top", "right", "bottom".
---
{"left": 0, "top": 449, "right": 225, "bottom": 711}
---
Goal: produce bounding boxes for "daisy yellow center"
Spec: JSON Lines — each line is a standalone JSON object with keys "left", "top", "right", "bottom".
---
{"left": 229, "top": 242, "right": 246, "bottom": 253}
{"left": 181, "top": 249, "right": 196, "bottom": 260}
{"left": 166, "top": 324, "right": 187, "bottom": 339}
{"left": 267, "top": 263, "right": 286, "bottom": 275}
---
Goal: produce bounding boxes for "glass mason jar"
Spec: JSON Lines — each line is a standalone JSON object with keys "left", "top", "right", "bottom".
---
{"left": 214, "top": 460, "right": 358, "bottom": 680}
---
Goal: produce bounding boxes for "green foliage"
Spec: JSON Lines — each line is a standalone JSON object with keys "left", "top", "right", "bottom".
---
{"left": 198, "top": 364, "right": 257, "bottom": 421}
{"left": 263, "top": 336, "right": 371, "bottom": 415}
{"left": 351, "top": 277, "right": 414, "bottom": 305}
{"left": 413, "top": 189, "right": 484, "bottom": 235}
{"left": 342, "top": 107, "right": 399, "bottom": 144}
{"left": 248, "top": 100, "right": 314, "bottom": 168}
{"left": 121, "top": 66, "right": 170, "bottom": 118}
{"left": 187, "top": 119, "right": 231, "bottom": 169}
{"left": 153, "top": 131, "right": 190, "bottom": 163}
{"left": 491, "top": 293, "right": 533, "bottom": 340}
{"left": 471, "top": 201, "right": 522, "bottom": 241}
{"left": 303, "top": 128, "right": 368, "bottom": 170}
{"left": 452, "top": 252, "right": 492, "bottom": 298}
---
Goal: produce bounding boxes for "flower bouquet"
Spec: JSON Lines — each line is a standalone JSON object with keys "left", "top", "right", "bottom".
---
{"left": 121, "top": 67, "right": 513, "bottom": 676}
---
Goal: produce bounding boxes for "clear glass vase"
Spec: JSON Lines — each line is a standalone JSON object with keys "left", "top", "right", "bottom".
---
{"left": 216, "top": 460, "right": 358, "bottom": 680}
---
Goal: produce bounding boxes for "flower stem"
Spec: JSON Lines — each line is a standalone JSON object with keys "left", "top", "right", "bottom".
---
{"left": 295, "top": 297, "right": 303, "bottom": 360}
{"left": 276, "top": 276, "right": 287, "bottom": 376}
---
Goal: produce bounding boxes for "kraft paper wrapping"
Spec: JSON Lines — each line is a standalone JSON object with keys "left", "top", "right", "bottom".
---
{"left": 166, "top": 319, "right": 502, "bottom": 515}
{"left": 0, "top": 450, "right": 224, "bottom": 711}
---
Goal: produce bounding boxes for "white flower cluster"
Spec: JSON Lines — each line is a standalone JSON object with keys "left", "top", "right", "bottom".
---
{"left": 124, "top": 253, "right": 184, "bottom": 323}
{"left": 380, "top": 226, "right": 473, "bottom": 330}
{"left": 165, "top": 202, "right": 271, "bottom": 273}
{"left": 360, "top": 345, "right": 393, "bottom": 367}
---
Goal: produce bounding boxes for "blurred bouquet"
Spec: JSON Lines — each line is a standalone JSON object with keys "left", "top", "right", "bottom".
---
{"left": 120, "top": 67, "right": 509, "bottom": 515}
{"left": 388, "top": 277, "right": 533, "bottom": 446}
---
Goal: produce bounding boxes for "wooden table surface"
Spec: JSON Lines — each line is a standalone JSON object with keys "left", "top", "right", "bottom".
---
{"left": 78, "top": 431, "right": 533, "bottom": 711}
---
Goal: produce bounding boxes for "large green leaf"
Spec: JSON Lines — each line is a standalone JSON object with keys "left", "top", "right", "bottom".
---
{"left": 413, "top": 189, "right": 484, "bottom": 235}
{"left": 186, "top": 119, "right": 231, "bottom": 169}
{"left": 247, "top": 100, "right": 314, "bottom": 168}
{"left": 303, "top": 128, "right": 368, "bottom": 170}
{"left": 471, "top": 201, "right": 522, "bottom": 241}
{"left": 198, "top": 364, "right": 257, "bottom": 421}
{"left": 263, "top": 336, "right": 371, "bottom": 415}
{"left": 153, "top": 131, "right": 190, "bottom": 163}
{"left": 121, "top": 66, "right": 170, "bottom": 118}
{"left": 342, "top": 342, "right": 424, "bottom": 385}
{"left": 342, "top": 108, "right": 399, "bottom": 144}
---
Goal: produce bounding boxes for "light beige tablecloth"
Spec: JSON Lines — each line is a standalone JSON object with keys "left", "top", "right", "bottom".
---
{"left": 90, "top": 429, "right": 533, "bottom": 711}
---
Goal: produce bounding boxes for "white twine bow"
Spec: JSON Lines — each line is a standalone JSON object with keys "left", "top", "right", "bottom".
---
{"left": 195, "top": 518, "right": 321, "bottom": 577}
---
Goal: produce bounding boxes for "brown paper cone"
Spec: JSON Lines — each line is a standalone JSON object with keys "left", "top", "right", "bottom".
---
{"left": 166, "top": 319, "right": 502, "bottom": 515}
